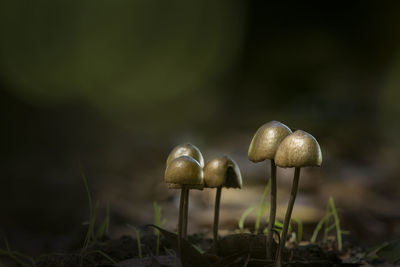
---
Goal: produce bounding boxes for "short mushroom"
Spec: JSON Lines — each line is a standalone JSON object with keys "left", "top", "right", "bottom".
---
{"left": 204, "top": 156, "right": 242, "bottom": 251}
{"left": 166, "top": 143, "right": 204, "bottom": 168}
{"left": 273, "top": 130, "right": 322, "bottom": 267}
{"left": 165, "top": 143, "right": 204, "bottom": 239}
{"left": 165, "top": 155, "right": 204, "bottom": 256}
{"left": 248, "top": 121, "right": 292, "bottom": 259}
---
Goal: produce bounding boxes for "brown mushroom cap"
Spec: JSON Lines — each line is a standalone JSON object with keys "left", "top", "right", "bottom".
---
{"left": 166, "top": 143, "right": 204, "bottom": 167}
{"left": 274, "top": 130, "right": 322, "bottom": 168}
{"left": 204, "top": 156, "right": 242, "bottom": 189}
{"left": 164, "top": 156, "right": 204, "bottom": 189}
{"left": 248, "top": 121, "right": 292, "bottom": 162}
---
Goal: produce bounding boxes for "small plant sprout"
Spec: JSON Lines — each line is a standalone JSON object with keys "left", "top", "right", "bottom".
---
{"left": 255, "top": 181, "right": 271, "bottom": 233}
{"left": 203, "top": 156, "right": 242, "bottom": 251}
{"left": 135, "top": 228, "right": 143, "bottom": 259}
{"left": 153, "top": 201, "right": 166, "bottom": 256}
{"left": 0, "top": 239, "right": 35, "bottom": 267}
{"left": 248, "top": 121, "right": 292, "bottom": 259}
{"left": 291, "top": 217, "right": 303, "bottom": 244}
{"left": 274, "top": 130, "right": 322, "bottom": 267}
{"left": 310, "top": 196, "right": 347, "bottom": 251}
{"left": 238, "top": 205, "right": 256, "bottom": 233}
{"left": 164, "top": 155, "right": 204, "bottom": 256}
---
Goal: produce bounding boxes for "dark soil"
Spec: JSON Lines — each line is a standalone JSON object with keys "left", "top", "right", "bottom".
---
{"left": 22, "top": 230, "right": 391, "bottom": 267}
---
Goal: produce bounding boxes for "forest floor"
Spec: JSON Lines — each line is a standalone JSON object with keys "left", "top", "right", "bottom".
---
{"left": 2, "top": 227, "right": 398, "bottom": 267}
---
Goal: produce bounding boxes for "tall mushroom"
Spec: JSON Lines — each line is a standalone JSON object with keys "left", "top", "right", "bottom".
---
{"left": 165, "top": 155, "right": 204, "bottom": 256}
{"left": 248, "top": 121, "right": 292, "bottom": 259}
{"left": 203, "top": 156, "right": 242, "bottom": 251}
{"left": 273, "top": 130, "right": 322, "bottom": 267}
{"left": 165, "top": 143, "right": 204, "bottom": 239}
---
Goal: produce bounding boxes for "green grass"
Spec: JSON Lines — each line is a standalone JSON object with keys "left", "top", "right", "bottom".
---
{"left": 127, "top": 224, "right": 143, "bottom": 259}
{"left": 310, "top": 212, "right": 332, "bottom": 243}
{"left": 0, "top": 169, "right": 115, "bottom": 267}
{"left": 79, "top": 167, "right": 116, "bottom": 267}
{"left": 165, "top": 249, "right": 177, "bottom": 267}
{"left": 237, "top": 182, "right": 271, "bottom": 234}
{"left": 291, "top": 218, "right": 303, "bottom": 243}
{"left": 238, "top": 205, "right": 256, "bottom": 232}
{"left": 80, "top": 168, "right": 110, "bottom": 248}
{"left": 255, "top": 181, "right": 271, "bottom": 233}
{"left": 153, "top": 201, "right": 166, "bottom": 256}
{"left": 0, "top": 239, "right": 35, "bottom": 267}
{"left": 264, "top": 220, "right": 291, "bottom": 235}
{"left": 310, "top": 196, "right": 348, "bottom": 251}
{"left": 84, "top": 250, "right": 118, "bottom": 265}
{"left": 96, "top": 203, "right": 110, "bottom": 239}
{"left": 136, "top": 229, "right": 143, "bottom": 258}
{"left": 329, "top": 197, "right": 342, "bottom": 251}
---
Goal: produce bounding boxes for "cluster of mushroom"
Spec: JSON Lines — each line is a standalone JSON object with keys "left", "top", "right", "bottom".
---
{"left": 163, "top": 121, "right": 321, "bottom": 267}
{"left": 248, "top": 121, "right": 322, "bottom": 267}
{"left": 164, "top": 144, "right": 242, "bottom": 255}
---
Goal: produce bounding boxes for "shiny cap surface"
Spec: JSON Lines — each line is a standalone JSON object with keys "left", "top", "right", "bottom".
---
{"left": 274, "top": 130, "right": 322, "bottom": 168}
{"left": 248, "top": 121, "right": 292, "bottom": 162}
{"left": 164, "top": 156, "right": 204, "bottom": 189}
{"left": 204, "top": 155, "right": 242, "bottom": 188}
{"left": 166, "top": 143, "right": 204, "bottom": 167}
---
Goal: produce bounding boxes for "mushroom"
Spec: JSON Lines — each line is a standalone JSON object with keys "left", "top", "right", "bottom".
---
{"left": 166, "top": 143, "right": 204, "bottom": 167}
{"left": 273, "top": 130, "right": 322, "bottom": 267}
{"left": 165, "top": 155, "right": 204, "bottom": 256}
{"left": 204, "top": 156, "right": 242, "bottom": 251}
{"left": 165, "top": 143, "right": 204, "bottom": 239}
{"left": 248, "top": 121, "right": 292, "bottom": 259}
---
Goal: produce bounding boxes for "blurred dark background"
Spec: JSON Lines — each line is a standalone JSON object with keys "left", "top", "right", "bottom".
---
{"left": 1, "top": 0, "right": 400, "bottom": 256}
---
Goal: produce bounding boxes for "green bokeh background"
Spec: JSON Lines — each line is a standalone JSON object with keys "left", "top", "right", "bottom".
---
{"left": 1, "top": 0, "right": 400, "bottom": 255}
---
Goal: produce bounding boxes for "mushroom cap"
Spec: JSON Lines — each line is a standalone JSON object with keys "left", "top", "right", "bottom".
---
{"left": 248, "top": 121, "right": 292, "bottom": 162}
{"left": 166, "top": 143, "right": 204, "bottom": 167}
{"left": 164, "top": 155, "right": 204, "bottom": 189}
{"left": 274, "top": 130, "right": 322, "bottom": 168}
{"left": 204, "top": 155, "right": 242, "bottom": 189}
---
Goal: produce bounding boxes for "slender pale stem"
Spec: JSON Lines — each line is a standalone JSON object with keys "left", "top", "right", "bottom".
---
{"left": 213, "top": 186, "right": 222, "bottom": 251}
{"left": 267, "top": 160, "right": 277, "bottom": 260}
{"left": 275, "top": 167, "right": 301, "bottom": 267}
{"left": 182, "top": 187, "right": 189, "bottom": 239}
{"left": 177, "top": 187, "right": 185, "bottom": 256}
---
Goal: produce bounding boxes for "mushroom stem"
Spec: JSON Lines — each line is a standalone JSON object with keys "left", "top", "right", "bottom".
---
{"left": 213, "top": 186, "right": 222, "bottom": 251}
{"left": 177, "top": 187, "right": 185, "bottom": 256}
{"left": 275, "top": 167, "right": 301, "bottom": 267}
{"left": 267, "top": 160, "right": 277, "bottom": 259}
{"left": 182, "top": 186, "right": 190, "bottom": 239}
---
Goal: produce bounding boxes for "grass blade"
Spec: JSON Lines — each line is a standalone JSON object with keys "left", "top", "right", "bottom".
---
{"left": 291, "top": 218, "right": 303, "bottom": 243}
{"left": 323, "top": 201, "right": 331, "bottom": 245}
{"left": 80, "top": 166, "right": 93, "bottom": 215}
{"left": 329, "top": 197, "right": 342, "bottom": 251}
{"left": 153, "top": 201, "right": 164, "bottom": 256}
{"left": 127, "top": 224, "right": 143, "bottom": 259}
{"left": 80, "top": 166, "right": 95, "bottom": 249}
{"left": 238, "top": 206, "right": 256, "bottom": 232}
{"left": 310, "top": 212, "right": 332, "bottom": 243}
{"left": 255, "top": 181, "right": 270, "bottom": 233}
{"left": 136, "top": 229, "right": 143, "bottom": 259}
{"left": 96, "top": 202, "right": 110, "bottom": 239}
{"left": 85, "top": 250, "right": 119, "bottom": 266}
{"left": 0, "top": 248, "right": 34, "bottom": 267}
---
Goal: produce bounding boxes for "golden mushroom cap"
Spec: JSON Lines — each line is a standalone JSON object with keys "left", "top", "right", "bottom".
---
{"left": 274, "top": 130, "right": 322, "bottom": 168}
{"left": 204, "top": 156, "right": 242, "bottom": 189}
{"left": 166, "top": 143, "right": 204, "bottom": 167}
{"left": 248, "top": 121, "right": 292, "bottom": 162}
{"left": 164, "top": 155, "right": 204, "bottom": 189}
